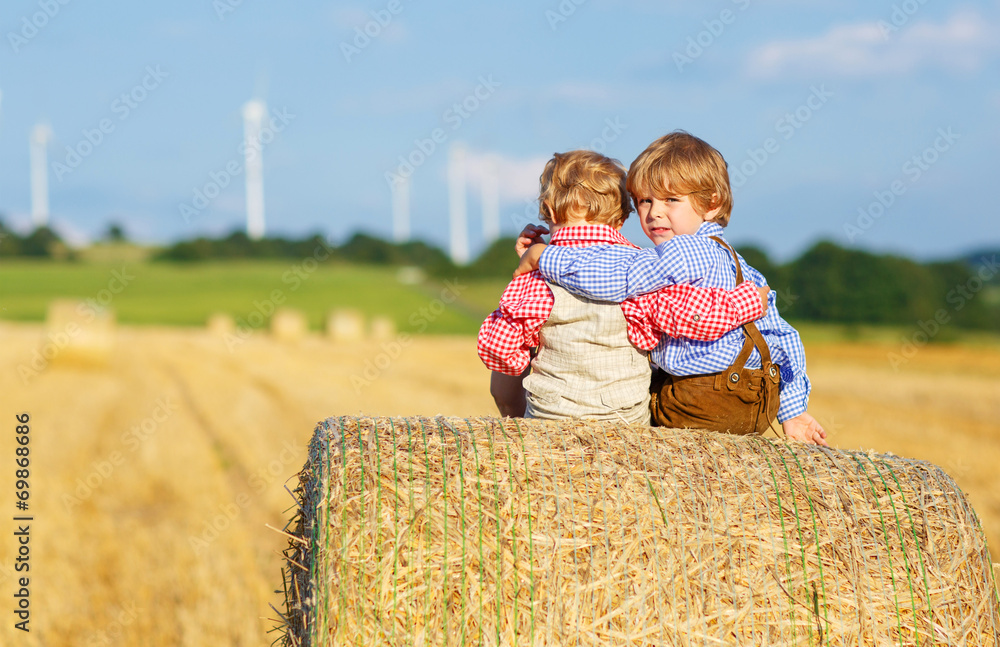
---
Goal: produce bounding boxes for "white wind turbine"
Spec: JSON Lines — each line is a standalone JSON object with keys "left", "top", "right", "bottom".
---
{"left": 242, "top": 99, "right": 267, "bottom": 240}
{"left": 448, "top": 142, "right": 469, "bottom": 265}
{"left": 481, "top": 154, "right": 500, "bottom": 246}
{"left": 30, "top": 122, "right": 52, "bottom": 228}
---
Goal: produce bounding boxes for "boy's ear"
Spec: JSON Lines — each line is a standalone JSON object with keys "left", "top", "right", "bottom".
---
{"left": 541, "top": 200, "right": 556, "bottom": 222}
{"left": 703, "top": 193, "right": 722, "bottom": 222}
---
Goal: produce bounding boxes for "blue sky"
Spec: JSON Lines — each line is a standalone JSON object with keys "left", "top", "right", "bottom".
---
{"left": 1, "top": 0, "right": 998, "bottom": 262}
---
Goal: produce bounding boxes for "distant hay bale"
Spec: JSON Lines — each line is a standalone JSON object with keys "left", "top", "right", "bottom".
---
{"left": 43, "top": 299, "right": 115, "bottom": 366}
{"left": 396, "top": 266, "right": 425, "bottom": 286}
{"left": 326, "top": 310, "right": 365, "bottom": 342}
{"left": 281, "top": 416, "right": 1000, "bottom": 647}
{"left": 272, "top": 308, "right": 309, "bottom": 342}
{"left": 206, "top": 312, "right": 236, "bottom": 336}
{"left": 370, "top": 316, "right": 396, "bottom": 341}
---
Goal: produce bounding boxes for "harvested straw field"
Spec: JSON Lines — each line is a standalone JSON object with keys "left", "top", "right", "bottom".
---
{"left": 0, "top": 320, "right": 997, "bottom": 646}
{"left": 283, "top": 416, "right": 1000, "bottom": 646}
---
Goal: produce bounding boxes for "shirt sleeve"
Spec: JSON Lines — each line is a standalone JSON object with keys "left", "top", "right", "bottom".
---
{"left": 477, "top": 272, "right": 552, "bottom": 375}
{"left": 754, "top": 292, "right": 811, "bottom": 422}
{"left": 632, "top": 281, "right": 765, "bottom": 342}
{"left": 537, "top": 235, "right": 718, "bottom": 302}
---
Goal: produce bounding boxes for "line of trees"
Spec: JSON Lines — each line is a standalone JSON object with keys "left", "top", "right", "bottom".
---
{"left": 739, "top": 242, "right": 999, "bottom": 331}
{"left": 0, "top": 221, "right": 73, "bottom": 259}
{"left": 154, "top": 230, "right": 515, "bottom": 279}
{"left": 156, "top": 229, "right": 999, "bottom": 330}
{"left": 2, "top": 218, "right": 997, "bottom": 331}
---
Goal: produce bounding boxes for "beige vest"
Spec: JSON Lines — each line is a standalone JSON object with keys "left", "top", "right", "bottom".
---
{"left": 524, "top": 284, "right": 651, "bottom": 425}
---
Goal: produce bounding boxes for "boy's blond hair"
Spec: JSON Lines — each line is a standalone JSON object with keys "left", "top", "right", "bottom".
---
{"left": 538, "top": 150, "right": 632, "bottom": 228}
{"left": 627, "top": 131, "right": 733, "bottom": 227}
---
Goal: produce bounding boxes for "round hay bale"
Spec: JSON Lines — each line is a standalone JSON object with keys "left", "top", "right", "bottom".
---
{"left": 206, "top": 312, "right": 236, "bottom": 336}
{"left": 272, "top": 308, "right": 309, "bottom": 342}
{"left": 43, "top": 299, "right": 115, "bottom": 366}
{"left": 370, "top": 316, "right": 396, "bottom": 341}
{"left": 281, "top": 417, "right": 1000, "bottom": 647}
{"left": 396, "top": 266, "right": 425, "bottom": 286}
{"left": 326, "top": 309, "right": 365, "bottom": 342}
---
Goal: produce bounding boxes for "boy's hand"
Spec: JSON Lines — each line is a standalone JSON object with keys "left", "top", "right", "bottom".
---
{"left": 781, "top": 412, "right": 829, "bottom": 446}
{"left": 514, "top": 243, "right": 546, "bottom": 277}
{"left": 757, "top": 285, "right": 770, "bottom": 316}
{"left": 515, "top": 224, "right": 549, "bottom": 257}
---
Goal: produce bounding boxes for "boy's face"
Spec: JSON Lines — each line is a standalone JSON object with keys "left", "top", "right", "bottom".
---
{"left": 635, "top": 186, "right": 715, "bottom": 245}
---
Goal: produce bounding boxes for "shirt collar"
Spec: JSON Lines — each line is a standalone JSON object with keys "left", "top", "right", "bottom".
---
{"left": 695, "top": 221, "right": 725, "bottom": 237}
{"left": 550, "top": 224, "right": 638, "bottom": 248}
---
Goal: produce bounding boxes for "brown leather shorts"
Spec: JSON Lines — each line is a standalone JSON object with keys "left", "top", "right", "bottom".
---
{"left": 649, "top": 365, "right": 780, "bottom": 435}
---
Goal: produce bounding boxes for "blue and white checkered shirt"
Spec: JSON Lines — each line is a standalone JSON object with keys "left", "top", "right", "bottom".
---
{"left": 538, "top": 221, "right": 810, "bottom": 422}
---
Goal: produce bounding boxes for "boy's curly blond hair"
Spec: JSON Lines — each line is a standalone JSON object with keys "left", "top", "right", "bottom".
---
{"left": 627, "top": 131, "right": 734, "bottom": 227}
{"left": 538, "top": 150, "right": 633, "bottom": 228}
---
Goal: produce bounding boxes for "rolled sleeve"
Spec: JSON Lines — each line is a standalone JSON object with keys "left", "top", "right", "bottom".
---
{"left": 639, "top": 281, "right": 764, "bottom": 342}
{"left": 477, "top": 313, "right": 532, "bottom": 375}
{"left": 776, "top": 367, "right": 810, "bottom": 422}
{"left": 476, "top": 272, "right": 552, "bottom": 376}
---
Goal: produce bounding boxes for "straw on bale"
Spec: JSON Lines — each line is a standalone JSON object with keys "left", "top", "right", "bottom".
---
{"left": 272, "top": 308, "right": 309, "bottom": 342}
{"left": 326, "top": 309, "right": 365, "bottom": 342}
{"left": 281, "top": 416, "right": 1000, "bottom": 647}
{"left": 44, "top": 299, "right": 115, "bottom": 366}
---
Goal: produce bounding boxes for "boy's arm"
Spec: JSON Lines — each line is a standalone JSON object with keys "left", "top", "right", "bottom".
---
{"left": 633, "top": 281, "right": 767, "bottom": 342}
{"left": 476, "top": 272, "right": 551, "bottom": 376}
{"left": 490, "top": 367, "right": 529, "bottom": 418}
{"left": 531, "top": 235, "right": 714, "bottom": 302}
{"left": 753, "top": 291, "right": 811, "bottom": 424}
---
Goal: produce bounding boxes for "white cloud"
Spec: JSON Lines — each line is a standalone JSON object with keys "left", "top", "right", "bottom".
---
{"left": 747, "top": 10, "right": 997, "bottom": 79}
{"left": 462, "top": 149, "right": 549, "bottom": 203}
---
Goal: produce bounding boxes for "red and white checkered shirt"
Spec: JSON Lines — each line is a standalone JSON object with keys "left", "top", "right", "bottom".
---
{"left": 478, "top": 225, "right": 764, "bottom": 375}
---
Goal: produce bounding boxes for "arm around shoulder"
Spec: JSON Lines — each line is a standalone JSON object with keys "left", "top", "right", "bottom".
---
{"left": 538, "top": 241, "right": 692, "bottom": 302}
{"left": 641, "top": 281, "right": 765, "bottom": 342}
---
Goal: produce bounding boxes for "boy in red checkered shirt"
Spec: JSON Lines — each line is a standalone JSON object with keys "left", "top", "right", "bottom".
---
{"left": 478, "top": 150, "right": 767, "bottom": 423}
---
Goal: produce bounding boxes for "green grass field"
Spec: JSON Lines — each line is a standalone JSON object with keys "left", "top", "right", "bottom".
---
{"left": 2, "top": 259, "right": 998, "bottom": 346}
{"left": 0, "top": 260, "right": 509, "bottom": 335}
